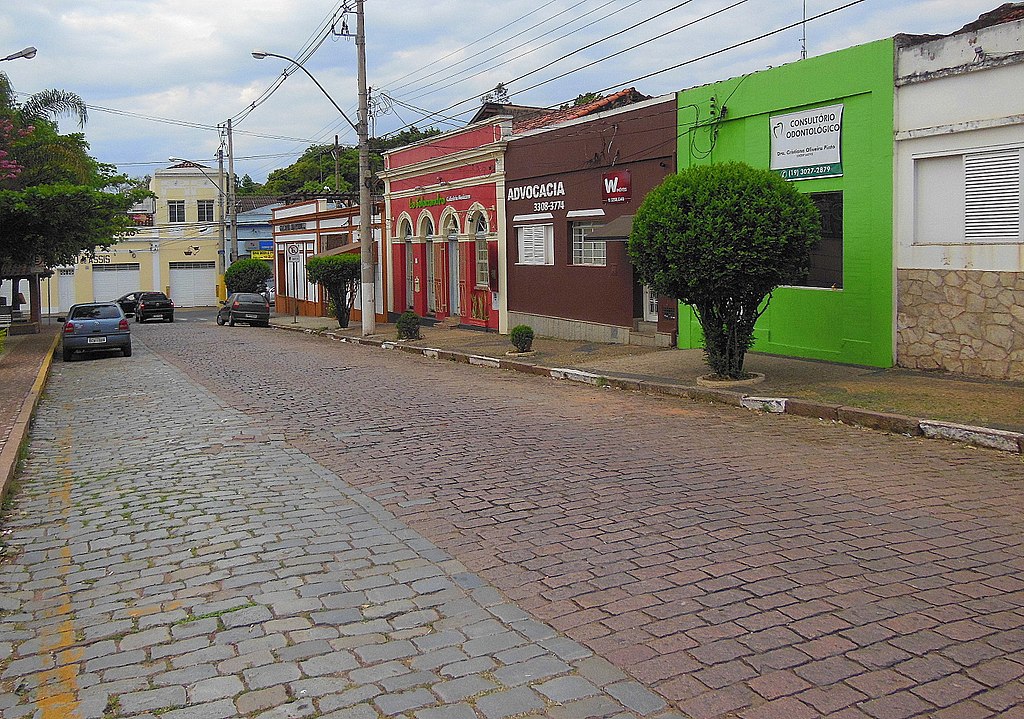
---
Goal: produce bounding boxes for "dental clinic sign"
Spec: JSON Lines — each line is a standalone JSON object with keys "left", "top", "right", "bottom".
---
{"left": 770, "top": 104, "right": 843, "bottom": 181}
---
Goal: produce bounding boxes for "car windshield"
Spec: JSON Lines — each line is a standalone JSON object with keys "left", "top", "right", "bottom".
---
{"left": 71, "top": 305, "right": 120, "bottom": 320}
{"left": 236, "top": 294, "right": 266, "bottom": 303}
{"left": 141, "top": 293, "right": 168, "bottom": 301}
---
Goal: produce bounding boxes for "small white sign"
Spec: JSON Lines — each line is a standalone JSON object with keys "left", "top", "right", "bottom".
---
{"left": 769, "top": 104, "right": 843, "bottom": 181}
{"left": 286, "top": 244, "right": 302, "bottom": 263}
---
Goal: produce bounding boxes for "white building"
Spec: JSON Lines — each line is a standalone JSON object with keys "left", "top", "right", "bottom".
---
{"left": 895, "top": 6, "right": 1024, "bottom": 379}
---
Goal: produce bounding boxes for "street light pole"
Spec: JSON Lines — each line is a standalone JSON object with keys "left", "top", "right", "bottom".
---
{"left": 251, "top": 39, "right": 376, "bottom": 335}
{"left": 0, "top": 46, "right": 36, "bottom": 62}
{"left": 356, "top": 0, "right": 375, "bottom": 335}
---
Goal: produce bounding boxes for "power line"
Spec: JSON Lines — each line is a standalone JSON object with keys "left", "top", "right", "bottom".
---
{"left": 513, "top": 0, "right": 751, "bottom": 97}
{"left": 380, "top": 0, "right": 563, "bottom": 95}
{"left": 381, "top": 0, "right": 865, "bottom": 137}
{"left": 391, "top": 0, "right": 602, "bottom": 99}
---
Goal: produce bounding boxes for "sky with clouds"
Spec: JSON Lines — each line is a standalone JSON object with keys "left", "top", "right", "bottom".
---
{"left": 0, "top": 0, "right": 1004, "bottom": 184}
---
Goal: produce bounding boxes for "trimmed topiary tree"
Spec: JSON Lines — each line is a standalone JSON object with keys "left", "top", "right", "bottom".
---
{"left": 629, "top": 162, "right": 821, "bottom": 379}
{"left": 225, "top": 257, "right": 272, "bottom": 295}
{"left": 306, "top": 254, "right": 360, "bottom": 328}
{"left": 510, "top": 324, "right": 535, "bottom": 353}
{"left": 396, "top": 310, "right": 421, "bottom": 340}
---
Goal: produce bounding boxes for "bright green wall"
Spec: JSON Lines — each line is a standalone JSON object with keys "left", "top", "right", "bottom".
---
{"left": 675, "top": 39, "right": 895, "bottom": 367}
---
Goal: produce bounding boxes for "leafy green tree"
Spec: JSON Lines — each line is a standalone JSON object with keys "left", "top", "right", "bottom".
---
{"left": 306, "top": 254, "right": 360, "bottom": 328}
{"left": 255, "top": 127, "right": 441, "bottom": 197}
{"left": 629, "top": 162, "right": 821, "bottom": 379}
{"left": 224, "top": 257, "right": 273, "bottom": 294}
{"left": 0, "top": 72, "right": 149, "bottom": 269}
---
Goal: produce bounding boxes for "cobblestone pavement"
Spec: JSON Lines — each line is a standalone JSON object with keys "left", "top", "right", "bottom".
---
{"left": 0, "top": 331, "right": 671, "bottom": 719}
{"left": 4, "top": 318, "right": 1024, "bottom": 719}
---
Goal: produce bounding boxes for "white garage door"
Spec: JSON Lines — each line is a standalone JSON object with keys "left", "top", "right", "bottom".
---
{"left": 169, "top": 261, "right": 217, "bottom": 307}
{"left": 92, "top": 263, "right": 141, "bottom": 303}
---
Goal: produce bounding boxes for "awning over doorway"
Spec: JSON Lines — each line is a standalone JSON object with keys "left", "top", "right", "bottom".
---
{"left": 589, "top": 214, "right": 634, "bottom": 241}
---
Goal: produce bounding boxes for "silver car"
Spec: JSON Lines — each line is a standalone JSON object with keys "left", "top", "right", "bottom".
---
{"left": 60, "top": 302, "right": 132, "bottom": 361}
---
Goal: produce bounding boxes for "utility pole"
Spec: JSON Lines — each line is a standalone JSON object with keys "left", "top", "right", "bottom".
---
{"left": 227, "top": 118, "right": 238, "bottom": 265}
{"left": 217, "top": 145, "right": 227, "bottom": 294}
{"left": 334, "top": 135, "right": 340, "bottom": 193}
{"left": 357, "top": 0, "right": 375, "bottom": 335}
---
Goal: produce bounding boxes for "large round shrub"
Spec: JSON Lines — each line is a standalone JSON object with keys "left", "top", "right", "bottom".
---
{"left": 225, "top": 257, "right": 272, "bottom": 295}
{"left": 306, "top": 253, "right": 360, "bottom": 328}
{"left": 629, "top": 162, "right": 820, "bottom": 378}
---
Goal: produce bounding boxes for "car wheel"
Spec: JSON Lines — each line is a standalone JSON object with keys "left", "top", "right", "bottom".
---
{"left": 228, "top": 312, "right": 235, "bottom": 327}
{"left": 167, "top": 315, "right": 174, "bottom": 323}
{"left": 122, "top": 344, "right": 132, "bottom": 357}
{"left": 62, "top": 347, "right": 73, "bottom": 362}
{"left": 136, "top": 314, "right": 143, "bottom": 323}
{"left": 216, "top": 314, "right": 225, "bottom": 326}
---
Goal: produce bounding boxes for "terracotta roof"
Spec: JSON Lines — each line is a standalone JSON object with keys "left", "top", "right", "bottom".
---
{"left": 897, "top": 2, "right": 1024, "bottom": 46}
{"left": 167, "top": 161, "right": 210, "bottom": 170}
{"left": 511, "top": 88, "right": 651, "bottom": 133}
{"left": 956, "top": 2, "right": 1024, "bottom": 32}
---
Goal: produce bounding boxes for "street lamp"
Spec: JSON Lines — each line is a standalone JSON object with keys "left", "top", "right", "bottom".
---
{"left": 1, "top": 47, "right": 37, "bottom": 62}
{"left": 252, "top": 29, "right": 375, "bottom": 334}
{"left": 168, "top": 156, "right": 228, "bottom": 279}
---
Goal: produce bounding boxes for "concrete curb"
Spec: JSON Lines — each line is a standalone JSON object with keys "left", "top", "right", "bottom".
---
{"left": 269, "top": 321, "right": 1023, "bottom": 455}
{"left": 0, "top": 331, "right": 61, "bottom": 504}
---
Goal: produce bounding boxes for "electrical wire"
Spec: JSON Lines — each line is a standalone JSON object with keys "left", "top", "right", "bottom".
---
{"left": 381, "top": 0, "right": 866, "bottom": 137}
{"left": 381, "top": 0, "right": 574, "bottom": 94}
{"left": 395, "top": 0, "right": 617, "bottom": 101}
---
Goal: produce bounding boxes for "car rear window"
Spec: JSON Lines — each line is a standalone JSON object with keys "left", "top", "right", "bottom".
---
{"left": 71, "top": 305, "right": 121, "bottom": 320}
{"left": 141, "top": 292, "right": 168, "bottom": 301}
{"left": 237, "top": 293, "right": 266, "bottom": 302}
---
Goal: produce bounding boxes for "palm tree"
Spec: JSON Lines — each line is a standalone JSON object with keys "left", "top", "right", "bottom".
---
{"left": 0, "top": 72, "right": 88, "bottom": 126}
{"left": 0, "top": 72, "right": 92, "bottom": 188}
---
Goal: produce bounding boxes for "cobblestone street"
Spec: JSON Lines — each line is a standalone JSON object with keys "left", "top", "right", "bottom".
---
{"left": 4, "top": 316, "right": 1024, "bottom": 718}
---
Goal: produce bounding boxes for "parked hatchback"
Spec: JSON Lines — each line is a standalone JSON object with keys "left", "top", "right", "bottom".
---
{"left": 136, "top": 292, "right": 174, "bottom": 323}
{"left": 217, "top": 293, "right": 271, "bottom": 327}
{"left": 60, "top": 303, "right": 131, "bottom": 361}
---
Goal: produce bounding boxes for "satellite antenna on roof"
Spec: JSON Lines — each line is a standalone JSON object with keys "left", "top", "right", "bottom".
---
{"left": 800, "top": 0, "right": 808, "bottom": 60}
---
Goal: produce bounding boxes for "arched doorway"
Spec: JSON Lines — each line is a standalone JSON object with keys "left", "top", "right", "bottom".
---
{"left": 399, "top": 220, "right": 414, "bottom": 311}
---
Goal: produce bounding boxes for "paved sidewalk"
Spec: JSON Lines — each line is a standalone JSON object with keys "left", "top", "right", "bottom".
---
{"left": 268, "top": 315, "right": 1024, "bottom": 446}
{"left": 0, "top": 325, "right": 60, "bottom": 499}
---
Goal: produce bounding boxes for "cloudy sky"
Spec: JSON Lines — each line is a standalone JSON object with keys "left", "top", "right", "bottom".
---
{"left": 0, "top": 0, "right": 1002, "bottom": 184}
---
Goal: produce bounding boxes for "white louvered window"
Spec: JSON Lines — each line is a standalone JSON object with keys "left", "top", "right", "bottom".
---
{"left": 964, "top": 149, "right": 1021, "bottom": 242}
{"left": 517, "top": 224, "right": 553, "bottom": 265}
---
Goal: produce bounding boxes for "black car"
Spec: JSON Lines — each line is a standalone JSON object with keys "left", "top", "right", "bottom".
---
{"left": 115, "top": 291, "right": 144, "bottom": 316}
{"left": 136, "top": 292, "right": 174, "bottom": 323}
{"left": 217, "top": 293, "right": 270, "bottom": 327}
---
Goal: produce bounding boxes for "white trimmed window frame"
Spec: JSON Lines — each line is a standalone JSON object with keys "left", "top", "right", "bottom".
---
{"left": 516, "top": 224, "right": 554, "bottom": 265}
{"left": 168, "top": 200, "right": 185, "bottom": 223}
{"left": 571, "top": 220, "right": 607, "bottom": 266}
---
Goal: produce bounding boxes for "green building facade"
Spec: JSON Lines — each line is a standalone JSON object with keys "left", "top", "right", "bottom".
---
{"left": 675, "top": 39, "right": 895, "bottom": 367}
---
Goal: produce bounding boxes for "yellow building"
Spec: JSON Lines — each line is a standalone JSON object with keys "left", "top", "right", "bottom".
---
{"left": 38, "top": 161, "right": 226, "bottom": 314}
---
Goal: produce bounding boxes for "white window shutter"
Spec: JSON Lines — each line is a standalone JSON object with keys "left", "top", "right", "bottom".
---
{"left": 964, "top": 150, "right": 1021, "bottom": 242}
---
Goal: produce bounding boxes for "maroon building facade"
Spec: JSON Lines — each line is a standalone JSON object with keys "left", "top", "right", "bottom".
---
{"left": 504, "top": 96, "right": 677, "bottom": 345}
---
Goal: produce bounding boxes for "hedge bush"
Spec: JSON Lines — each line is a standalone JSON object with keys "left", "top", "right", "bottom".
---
{"left": 510, "top": 324, "right": 534, "bottom": 353}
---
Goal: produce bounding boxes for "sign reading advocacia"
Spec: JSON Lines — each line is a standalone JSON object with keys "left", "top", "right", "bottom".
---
{"left": 769, "top": 104, "right": 843, "bottom": 181}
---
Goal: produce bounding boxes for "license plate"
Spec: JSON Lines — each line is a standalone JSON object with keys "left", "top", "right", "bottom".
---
{"left": 87, "top": 337, "right": 106, "bottom": 344}
{"left": 151, "top": 314, "right": 162, "bottom": 319}
{"left": 245, "top": 314, "right": 258, "bottom": 319}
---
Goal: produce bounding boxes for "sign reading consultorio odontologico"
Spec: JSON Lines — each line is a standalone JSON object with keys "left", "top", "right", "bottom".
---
{"left": 770, "top": 103, "right": 843, "bottom": 181}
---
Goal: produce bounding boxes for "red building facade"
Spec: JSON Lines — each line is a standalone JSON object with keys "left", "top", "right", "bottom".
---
{"left": 382, "top": 123, "right": 506, "bottom": 331}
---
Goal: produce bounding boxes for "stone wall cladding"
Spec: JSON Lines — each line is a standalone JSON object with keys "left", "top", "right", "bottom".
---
{"left": 897, "top": 268, "right": 1024, "bottom": 379}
